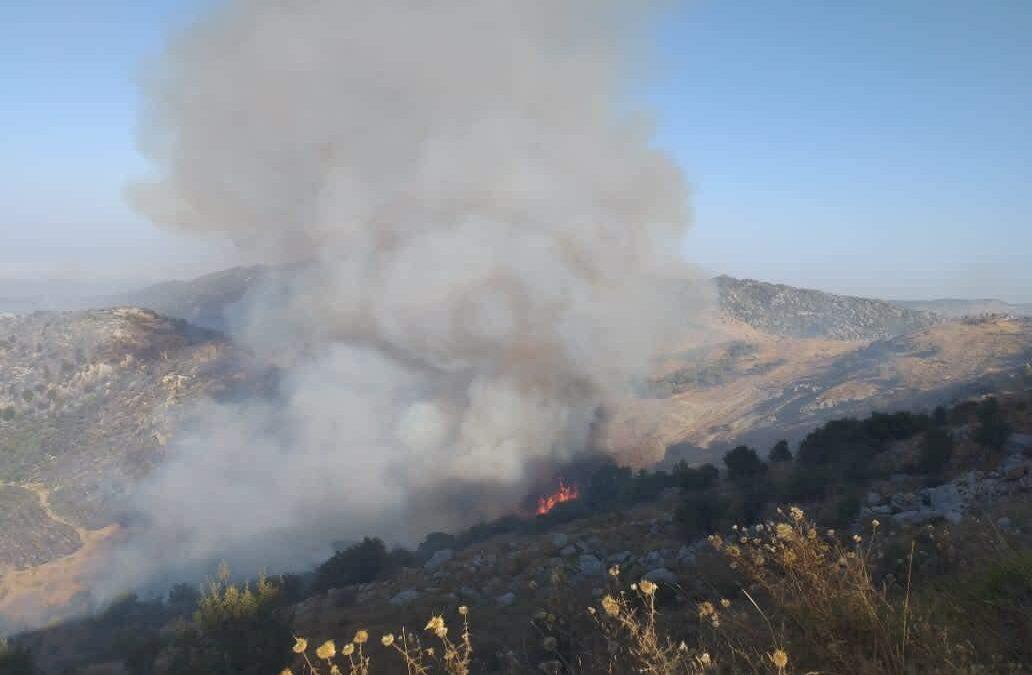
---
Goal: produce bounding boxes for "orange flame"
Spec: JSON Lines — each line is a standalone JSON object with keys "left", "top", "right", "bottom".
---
{"left": 536, "top": 480, "right": 579, "bottom": 515}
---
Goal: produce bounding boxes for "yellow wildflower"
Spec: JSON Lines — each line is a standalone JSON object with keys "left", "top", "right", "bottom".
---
{"left": 381, "top": 633, "right": 395, "bottom": 647}
{"left": 601, "top": 595, "right": 620, "bottom": 617}
{"left": 639, "top": 579, "right": 658, "bottom": 595}
{"left": 458, "top": 605, "right": 469, "bottom": 616}
{"left": 341, "top": 643, "right": 355, "bottom": 656}
{"left": 353, "top": 629, "right": 368, "bottom": 644}
{"left": 316, "top": 640, "right": 336, "bottom": 660}
{"left": 789, "top": 506, "right": 804, "bottom": 521}
{"left": 608, "top": 564, "right": 621, "bottom": 577}
{"left": 697, "top": 601, "right": 715, "bottom": 618}
{"left": 425, "top": 615, "right": 446, "bottom": 633}
{"left": 770, "top": 648, "right": 789, "bottom": 669}
{"left": 292, "top": 637, "right": 308, "bottom": 654}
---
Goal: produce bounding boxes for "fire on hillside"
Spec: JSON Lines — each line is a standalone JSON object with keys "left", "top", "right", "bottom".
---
{"left": 536, "top": 479, "right": 580, "bottom": 516}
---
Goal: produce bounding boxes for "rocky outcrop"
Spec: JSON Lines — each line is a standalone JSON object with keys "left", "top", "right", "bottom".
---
{"left": 863, "top": 432, "right": 1032, "bottom": 527}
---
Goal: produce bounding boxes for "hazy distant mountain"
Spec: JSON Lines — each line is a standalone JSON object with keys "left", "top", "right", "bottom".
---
{"left": 715, "top": 275, "right": 941, "bottom": 341}
{"left": 0, "top": 278, "right": 139, "bottom": 314}
{"left": 892, "top": 298, "right": 1032, "bottom": 318}
{"left": 125, "top": 266, "right": 946, "bottom": 342}
{"left": 122, "top": 265, "right": 273, "bottom": 332}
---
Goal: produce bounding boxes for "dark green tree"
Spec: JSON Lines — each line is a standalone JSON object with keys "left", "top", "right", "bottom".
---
{"left": 768, "top": 440, "right": 793, "bottom": 463}
{"left": 672, "top": 462, "right": 719, "bottom": 491}
{"left": 919, "top": 428, "right": 954, "bottom": 474}
{"left": 723, "top": 445, "right": 767, "bottom": 481}
{"left": 315, "top": 537, "right": 391, "bottom": 591}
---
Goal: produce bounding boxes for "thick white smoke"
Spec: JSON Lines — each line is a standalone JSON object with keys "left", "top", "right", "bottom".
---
{"left": 114, "top": 0, "right": 700, "bottom": 589}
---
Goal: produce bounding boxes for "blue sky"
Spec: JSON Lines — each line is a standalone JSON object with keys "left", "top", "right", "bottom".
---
{"left": 1, "top": 0, "right": 1030, "bottom": 301}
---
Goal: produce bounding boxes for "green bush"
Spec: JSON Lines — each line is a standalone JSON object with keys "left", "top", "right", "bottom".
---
{"left": 974, "top": 397, "right": 1012, "bottom": 450}
{"left": 672, "top": 461, "right": 719, "bottom": 491}
{"left": 768, "top": 439, "right": 792, "bottom": 463}
{"left": 0, "top": 639, "right": 34, "bottom": 675}
{"left": 675, "top": 490, "right": 726, "bottom": 539}
{"left": 165, "top": 574, "right": 292, "bottom": 675}
{"left": 918, "top": 427, "right": 954, "bottom": 474}
{"left": 584, "top": 463, "right": 634, "bottom": 510}
{"left": 315, "top": 537, "right": 392, "bottom": 591}
{"left": 723, "top": 445, "right": 766, "bottom": 481}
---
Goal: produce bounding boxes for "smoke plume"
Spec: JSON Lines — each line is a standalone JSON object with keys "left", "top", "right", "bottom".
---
{"left": 115, "top": 0, "right": 699, "bottom": 589}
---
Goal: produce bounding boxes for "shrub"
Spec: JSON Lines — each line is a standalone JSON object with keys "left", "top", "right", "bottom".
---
{"left": 723, "top": 445, "right": 766, "bottom": 481}
{"left": 165, "top": 573, "right": 292, "bottom": 675}
{"left": 0, "top": 639, "right": 34, "bottom": 675}
{"left": 918, "top": 428, "right": 954, "bottom": 474}
{"left": 585, "top": 463, "right": 634, "bottom": 511}
{"left": 675, "top": 490, "right": 726, "bottom": 539}
{"left": 768, "top": 439, "right": 792, "bottom": 463}
{"left": 974, "top": 397, "right": 1012, "bottom": 450}
{"left": 672, "top": 462, "right": 719, "bottom": 491}
{"left": 315, "top": 537, "right": 392, "bottom": 591}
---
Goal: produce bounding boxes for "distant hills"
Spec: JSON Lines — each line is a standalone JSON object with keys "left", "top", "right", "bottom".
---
{"left": 715, "top": 275, "right": 941, "bottom": 341}
{"left": 121, "top": 267, "right": 947, "bottom": 342}
{"left": 892, "top": 297, "right": 1032, "bottom": 318}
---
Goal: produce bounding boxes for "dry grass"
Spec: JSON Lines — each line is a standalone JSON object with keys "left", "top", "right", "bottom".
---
{"left": 284, "top": 503, "right": 1032, "bottom": 674}
{"left": 288, "top": 608, "right": 473, "bottom": 675}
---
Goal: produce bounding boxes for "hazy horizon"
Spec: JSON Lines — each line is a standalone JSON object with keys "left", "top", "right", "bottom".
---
{"left": 2, "top": 0, "right": 1031, "bottom": 302}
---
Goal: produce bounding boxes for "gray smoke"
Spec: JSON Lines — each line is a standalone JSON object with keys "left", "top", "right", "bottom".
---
{"left": 112, "top": 0, "right": 701, "bottom": 590}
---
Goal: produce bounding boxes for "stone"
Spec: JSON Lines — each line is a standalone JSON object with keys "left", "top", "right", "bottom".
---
{"left": 608, "top": 550, "right": 632, "bottom": 564}
{"left": 866, "top": 491, "right": 883, "bottom": 506}
{"left": 424, "top": 548, "right": 453, "bottom": 570}
{"left": 642, "top": 567, "right": 678, "bottom": 585}
{"left": 496, "top": 591, "right": 516, "bottom": 607}
{"left": 389, "top": 589, "right": 422, "bottom": 606}
{"left": 459, "top": 586, "right": 482, "bottom": 601}
{"left": 550, "top": 533, "right": 569, "bottom": 548}
{"left": 579, "top": 554, "right": 604, "bottom": 576}
{"left": 677, "top": 545, "right": 696, "bottom": 564}
{"left": 891, "top": 510, "right": 945, "bottom": 527}
{"left": 560, "top": 545, "right": 577, "bottom": 557}
{"left": 1004, "top": 464, "right": 1028, "bottom": 481}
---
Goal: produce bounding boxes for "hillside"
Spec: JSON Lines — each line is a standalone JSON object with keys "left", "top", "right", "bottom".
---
{"left": 607, "top": 315, "right": 1032, "bottom": 466}
{"left": 893, "top": 297, "right": 1032, "bottom": 318}
{"left": 0, "top": 309, "right": 264, "bottom": 577}
{"left": 715, "top": 275, "right": 941, "bottom": 340}
{"left": 120, "top": 265, "right": 272, "bottom": 333}
{"left": 1, "top": 273, "right": 1028, "bottom": 634}
{"left": 10, "top": 395, "right": 1032, "bottom": 674}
